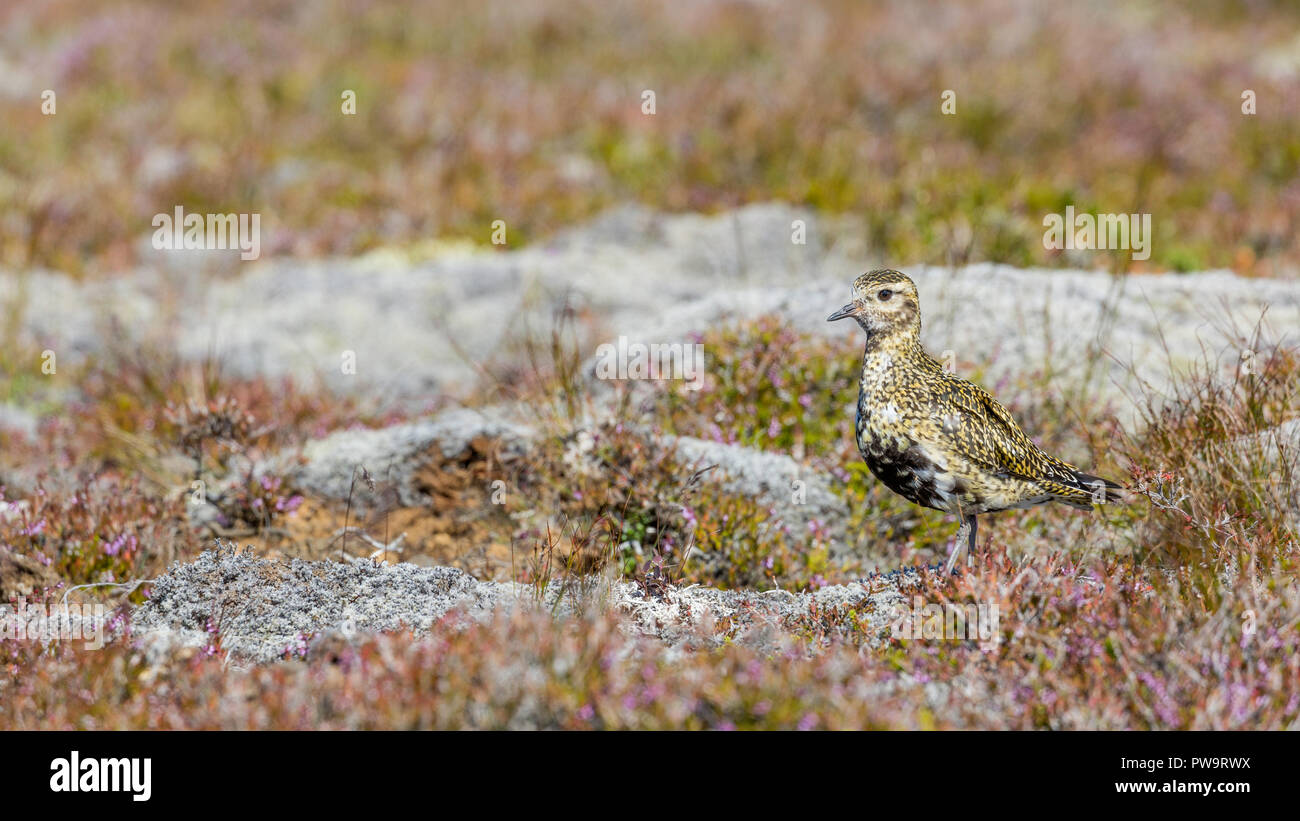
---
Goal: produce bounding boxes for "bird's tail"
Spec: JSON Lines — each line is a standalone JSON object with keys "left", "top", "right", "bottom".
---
{"left": 1050, "top": 470, "right": 1124, "bottom": 509}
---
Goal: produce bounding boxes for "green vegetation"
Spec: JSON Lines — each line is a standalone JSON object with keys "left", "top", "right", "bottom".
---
{"left": 1, "top": 0, "right": 1298, "bottom": 731}
{"left": 4, "top": 0, "right": 1300, "bottom": 275}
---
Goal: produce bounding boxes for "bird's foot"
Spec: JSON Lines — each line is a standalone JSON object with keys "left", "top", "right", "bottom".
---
{"left": 944, "top": 516, "right": 978, "bottom": 575}
{"left": 943, "top": 526, "right": 968, "bottom": 576}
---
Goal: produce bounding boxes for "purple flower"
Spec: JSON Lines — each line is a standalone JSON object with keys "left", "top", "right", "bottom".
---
{"left": 276, "top": 495, "right": 304, "bottom": 514}
{"left": 103, "top": 533, "right": 132, "bottom": 556}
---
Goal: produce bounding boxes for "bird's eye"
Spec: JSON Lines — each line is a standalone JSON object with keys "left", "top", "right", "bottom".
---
{"left": 877, "top": 289, "right": 893, "bottom": 301}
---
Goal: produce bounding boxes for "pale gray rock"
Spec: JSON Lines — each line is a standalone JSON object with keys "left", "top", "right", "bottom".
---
{"left": 130, "top": 544, "right": 921, "bottom": 665}
{"left": 3, "top": 204, "right": 1293, "bottom": 416}
{"left": 668, "top": 434, "right": 854, "bottom": 556}
{"left": 286, "top": 408, "right": 532, "bottom": 508}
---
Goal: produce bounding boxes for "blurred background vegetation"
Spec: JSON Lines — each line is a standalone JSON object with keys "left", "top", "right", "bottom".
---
{"left": 1, "top": 0, "right": 1298, "bottom": 276}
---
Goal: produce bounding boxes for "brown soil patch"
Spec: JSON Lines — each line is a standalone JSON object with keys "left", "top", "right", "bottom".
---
{"left": 235, "top": 438, "right": 522, "bottom": 580}
{"left": 0, "top": 548, "right": 61, "bottom": 602}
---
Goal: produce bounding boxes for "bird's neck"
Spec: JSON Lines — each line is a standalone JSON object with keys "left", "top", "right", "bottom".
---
{"left": 858, "top": 331, "right": 934, "bottom": 406}
{"left": 863, "top": 327, "right": 925, "bottom": 360}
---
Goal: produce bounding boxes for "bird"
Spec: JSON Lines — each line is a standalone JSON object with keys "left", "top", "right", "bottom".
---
{"left": 827, "top": 269, "right": 1122, "bottom": 573}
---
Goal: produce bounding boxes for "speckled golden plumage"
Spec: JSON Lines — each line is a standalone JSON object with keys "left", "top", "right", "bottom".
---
{"left": 828, "top": 269, "right": 1121, "bottom": 572}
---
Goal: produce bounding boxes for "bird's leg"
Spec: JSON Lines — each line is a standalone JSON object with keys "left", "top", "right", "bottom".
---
{"left": 945, "top": 517, "right": 971, "bottom": 575}
{"left": 966, "top": 515, "right": 978, "bottom": 569}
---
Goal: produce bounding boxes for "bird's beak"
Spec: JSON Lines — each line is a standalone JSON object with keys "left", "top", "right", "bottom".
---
{"left": 827, "top": 302, "right": 861, "bottom": 322}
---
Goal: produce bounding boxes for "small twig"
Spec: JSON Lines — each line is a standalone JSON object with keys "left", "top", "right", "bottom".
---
{"left": 341, "top": 465, "right": 375, "bottom": 560}
{"left": 60, "top": 578, "right": 154, "bottom": 606}
{"left": 327, "top": 527, "right": 405, "bottom": 559}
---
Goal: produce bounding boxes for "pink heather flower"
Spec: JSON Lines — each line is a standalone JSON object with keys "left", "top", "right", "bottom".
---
{"left": 681, "top": 507, "right": 697, "bottom": 528}
{"left": 276, "top": 495, "right": 304, "bottom": 514}
{"left": 767, "top": 417, "right": 781, "bottom": 439}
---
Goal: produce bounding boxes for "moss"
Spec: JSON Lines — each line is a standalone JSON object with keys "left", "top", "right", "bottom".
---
{"left": 657, "top": 315, "right": 861, "bottom": 458}
{"left": 681, "top": 486, "right": 853, "bottom": 590}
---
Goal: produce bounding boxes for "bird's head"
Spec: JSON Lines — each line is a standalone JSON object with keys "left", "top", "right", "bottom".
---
{"left": 827, "top": 269, "right": 922, "bottom": 341}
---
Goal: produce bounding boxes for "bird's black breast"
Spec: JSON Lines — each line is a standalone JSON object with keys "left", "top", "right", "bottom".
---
{"left": 859, "top": 433, "right": 948, "bottom": 512}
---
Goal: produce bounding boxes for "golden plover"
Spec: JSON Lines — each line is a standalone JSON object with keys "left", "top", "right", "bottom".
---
{"left": 828, "top": 269, "right": 1121, "bottom": 573}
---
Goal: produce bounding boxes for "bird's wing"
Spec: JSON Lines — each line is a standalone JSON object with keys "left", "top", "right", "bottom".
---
{"left": 942, "top": 378, "right": 1082, "bottom": 487}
